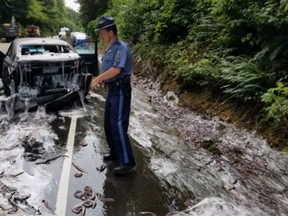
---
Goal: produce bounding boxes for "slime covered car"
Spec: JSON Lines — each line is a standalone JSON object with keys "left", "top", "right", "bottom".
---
{"left": 0, "top": 37, "right": 97, "bottom": 112}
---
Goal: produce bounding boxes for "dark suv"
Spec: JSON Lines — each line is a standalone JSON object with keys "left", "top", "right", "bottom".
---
{"left": 0, "top": 37, "right": 98, "bottom": 112}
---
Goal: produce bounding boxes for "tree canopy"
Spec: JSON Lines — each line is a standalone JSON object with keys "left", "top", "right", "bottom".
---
{"left": 0, "top": 0, "right": 82, "bottom": 36}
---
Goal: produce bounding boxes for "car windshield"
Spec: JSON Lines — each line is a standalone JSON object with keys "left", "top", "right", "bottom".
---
{"left": 21, "top": 44, "right": 72, "bottom": 55}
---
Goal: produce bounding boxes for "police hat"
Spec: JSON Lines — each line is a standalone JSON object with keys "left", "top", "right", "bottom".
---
{"left": 94, "top": 16, "right": 116, "bottom": 32}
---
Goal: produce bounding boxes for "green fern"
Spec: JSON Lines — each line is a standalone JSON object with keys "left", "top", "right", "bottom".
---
{"left": 261, "top": 82, "right": 288, "bottom": 126}
{"left": 220, "top": 57, "right": 268, "bottom": 101}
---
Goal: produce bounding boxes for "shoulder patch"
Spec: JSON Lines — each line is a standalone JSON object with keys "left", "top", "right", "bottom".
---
{"left": 116, "top": 50, "right": 121, "bottom": 64}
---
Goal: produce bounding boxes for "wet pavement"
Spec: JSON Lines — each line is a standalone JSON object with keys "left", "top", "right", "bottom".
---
{"left": 0, "top": 77, "right": 288, "bottom": 215}
{"left": 129, "top": 77, "right": 288, "bottom": 216}
{"left": 0, "top": 86, "right": 172, "bottom": 216}
{"left": 70, "top": 89, "right": 171, "bottom": 216}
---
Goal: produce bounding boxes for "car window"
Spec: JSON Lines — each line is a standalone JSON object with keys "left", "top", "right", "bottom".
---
{"left": 20, "top": 44, "right": 73, "bottom": 55}
{"left": 21, "top": 45, "right": 45, "bottom": 55}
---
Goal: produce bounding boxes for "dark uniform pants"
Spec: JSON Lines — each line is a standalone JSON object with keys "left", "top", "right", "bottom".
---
{"left": 104, "top": 79, "right": 135, "bottom": 166}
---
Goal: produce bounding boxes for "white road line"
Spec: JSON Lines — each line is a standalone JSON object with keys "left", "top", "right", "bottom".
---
{"left": 55, "top": 116, "right": 77, "bottom": 216}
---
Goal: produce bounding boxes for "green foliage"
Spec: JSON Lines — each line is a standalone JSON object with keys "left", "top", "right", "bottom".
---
{"left": 154, "top": 0, "right": 196, "bottom": 43}
{"left": 26, "top": 0, "right": 48, "bottom": 24}
{"left": 255, "top": 35, "right": 288, "bottom": 82}
{"left": 261, "top": 82, "right": 288, "bottom": 126}
{"left": 176, "top": 59, "right": 220, "bottom": 87}
{"left": 220, "top": 57, "right": 269, "bottom": 101}
{"left": 86, "top": 20, "right": 98, "bottom": 40}
{"left": 0, "top": 0, "right": 83, "bottom": 37}
{"left": 106, "top": 0, "right": 212, "bottom": 44}
{"left": 78, "top": 0, "right": 111, "bottom": 29}
{"left": 211, "top": 0, "right": 288, "bottom": 54}
{"left": 106, "top": 0, "right": 162, "bottom": 44}
{"left": 188, "top": 16, "right": 223, "bottom": 49}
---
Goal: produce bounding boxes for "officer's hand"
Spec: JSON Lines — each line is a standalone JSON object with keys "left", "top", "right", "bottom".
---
{"left": 91, "top": 77, "right": 103, "bottom": 90}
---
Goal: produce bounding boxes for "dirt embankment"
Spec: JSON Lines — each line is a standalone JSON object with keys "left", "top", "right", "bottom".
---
{"left": 132, "top": 58, "right": 288, "bottom": 151}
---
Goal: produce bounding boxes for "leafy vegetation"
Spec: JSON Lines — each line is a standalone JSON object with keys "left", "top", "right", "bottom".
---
{"left": 261, "top": 82, "right": 288, "bottom": 127}
{"left": 0, "top": 0, "right": 82, "bottom": 37}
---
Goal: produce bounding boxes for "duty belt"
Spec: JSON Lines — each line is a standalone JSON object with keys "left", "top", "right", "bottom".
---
{"left": 105, "top": 76, "right": 130, "bottom": 89}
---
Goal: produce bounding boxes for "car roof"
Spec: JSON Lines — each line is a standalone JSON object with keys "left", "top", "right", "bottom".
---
{"left": 72, "top": 32, "right": 87, "bottom": 39}
{"left": 13, "top": 37, "right": 72, "bottom": 46}
{"left": 72, "top": 32, "right": 87, "bottom": 35}
{"left": 9, "top": 37, "right": 80, "bottom": 62}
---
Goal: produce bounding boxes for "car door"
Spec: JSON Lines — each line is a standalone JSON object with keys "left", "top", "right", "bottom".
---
{"left": 0, "top": 51, "right": 5, "bottom": 78}
{"left": 74, "top": 39, "right": 99, "bottom": 76}
{"left": 0, "top": 41, "right": 14, "bottom": 79}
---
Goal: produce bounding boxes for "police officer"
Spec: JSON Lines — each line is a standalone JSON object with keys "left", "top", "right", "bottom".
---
{"left": 91, "top": 16, "right": 136, "bottom": 175}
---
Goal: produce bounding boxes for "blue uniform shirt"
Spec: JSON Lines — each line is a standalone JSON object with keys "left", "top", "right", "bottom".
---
{"left": 101, "top": 39, "right": 132, "bottom": 83}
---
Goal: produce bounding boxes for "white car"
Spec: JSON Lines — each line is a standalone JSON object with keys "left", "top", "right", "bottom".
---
{"left": 0, "top": 37, "right": 95, "bottom": 111}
